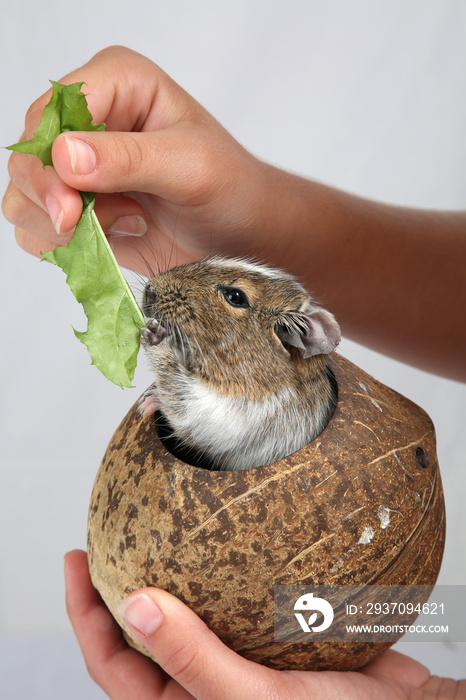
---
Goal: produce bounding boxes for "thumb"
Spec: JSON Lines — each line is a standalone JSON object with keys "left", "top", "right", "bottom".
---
{"left": 51, "top": 125, "right": 213, "bottom": 202}
{"left": 117, "top": 588, "right": 276, "bottom": 700}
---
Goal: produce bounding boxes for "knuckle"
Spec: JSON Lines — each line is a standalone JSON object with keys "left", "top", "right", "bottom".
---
{"left": 24, "top": 94, "right": 50, "bottom": 135}
{"left": 82, "top": 654, "right": 116, "bottom": 694}
{"left": 265, "top": 671, "right": 311, "bottom": 700}
{"left": 178, "top": 129, "right": 222, "bottom": 203}
{"left": 83, "top": 657, "right": 101, "bottom": 686}
{"left": 2, "top": 182, "right": 36, "bottom": 233}
{"left": 1, "top": 189, "right": 13, "bottom": 222}
{"left": 92, "top": 44, "right": 131, "bottom": 63}
{"left": 91, "top": 45, "right": 161, "bottom": 80}
{"left": 2, "top": 186, "right": 20, "bottom": 224}
{"left": 14, "top": 228, "right": 33, "bottom": 254}
{"left": 7, "top": 151, "right": 22, "bottom": 181}
{"left": 113, "top": 134, "right": 145, "bottom": 180}
{"left": 161, "top": 637, "right": 203, "bottom": 687}
{"left": 7, "top": 150, "right": 35, "bottom": 194}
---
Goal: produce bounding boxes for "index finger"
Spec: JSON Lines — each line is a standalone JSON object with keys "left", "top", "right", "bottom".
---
{"left": 64, "top": 550, "right": 170, "bottom": 700}
{"left": 49, "top": 45, "right": 203, "bottom": 133}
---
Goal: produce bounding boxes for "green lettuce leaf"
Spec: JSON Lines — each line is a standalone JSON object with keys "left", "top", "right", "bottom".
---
{"left": 7, "top": 81, "right": 105, "bottom": 166}
{"left": 7, "top": 81, "right": 145, "bottom": 388}
{"left": 42, "top": 192, "right": 144, "bottom": 388}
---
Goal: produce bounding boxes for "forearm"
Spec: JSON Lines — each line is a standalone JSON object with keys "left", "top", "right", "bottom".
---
{"left": 257, "top": 166, "right": 466, "bottom": 380}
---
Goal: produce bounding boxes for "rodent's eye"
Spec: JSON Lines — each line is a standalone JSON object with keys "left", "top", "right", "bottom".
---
{"left": 219, "top": 286, "right": 250, "bottom": 309}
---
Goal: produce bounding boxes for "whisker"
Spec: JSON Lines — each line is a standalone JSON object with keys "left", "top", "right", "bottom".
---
{"left": 134, "top": 236, "right": 161, "bottom": 278}
{"left": 167, "top": 206, "right": 185, "bottom": 271}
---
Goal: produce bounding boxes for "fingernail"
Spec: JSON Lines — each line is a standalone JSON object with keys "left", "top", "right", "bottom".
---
{"left": 118, "top": 593, "right": 163, "bottom": 637}
{"left": 65, "top": 135, "right": 97, "bottom": 175}
{"left": 108, "top": 215, "right": 147, "bottom": 237}
{"left": 45, "top": 195, "right": 64, "bottom": 234}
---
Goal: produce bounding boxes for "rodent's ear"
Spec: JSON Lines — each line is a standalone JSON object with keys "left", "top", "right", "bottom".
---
{"left": 276, "top": 309, "right": 341, "bottom": 358}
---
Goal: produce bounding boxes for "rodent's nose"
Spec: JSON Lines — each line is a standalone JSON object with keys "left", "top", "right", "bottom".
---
{"left": 155, "top": 284, "right": 193, "bottom": 323}
{"left": 143, "top": 280, "right": 193, "bottom": 321}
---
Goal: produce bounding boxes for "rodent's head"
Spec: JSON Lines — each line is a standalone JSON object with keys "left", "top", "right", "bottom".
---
{"left": 141, "top": 256, "right": 340, "bottom": 398}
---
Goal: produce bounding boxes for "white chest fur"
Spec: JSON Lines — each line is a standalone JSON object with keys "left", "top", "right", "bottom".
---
{"left": 157, "top": 371, "right": 327, "bottom": 471}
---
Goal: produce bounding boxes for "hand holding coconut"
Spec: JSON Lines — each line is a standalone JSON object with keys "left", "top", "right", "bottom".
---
{"left": 65, "top": 551, "right": 461, "bottom": 700}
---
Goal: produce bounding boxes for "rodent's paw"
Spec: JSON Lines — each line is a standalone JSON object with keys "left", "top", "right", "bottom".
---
{"left": 140, "top": 319, "right": 168, "bottom": 347}
{"left": 137, "top": 385, "right": 161, "bottom": 418}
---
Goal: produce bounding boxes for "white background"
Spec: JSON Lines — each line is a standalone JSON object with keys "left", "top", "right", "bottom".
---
{"left": 1, "top": 0, "right": 465, "bottom": 696}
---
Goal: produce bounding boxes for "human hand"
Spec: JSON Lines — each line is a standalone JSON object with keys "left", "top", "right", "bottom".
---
{"left": 64, "top": 550, "right": 463, "bottom": 699}
{"left": 3, "top": 45, "right": 286, "bottom": 274}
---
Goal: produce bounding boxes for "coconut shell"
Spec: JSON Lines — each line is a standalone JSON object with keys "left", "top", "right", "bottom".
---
{"left": 87, "top": 354, "right": 445, "bottom": 671}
